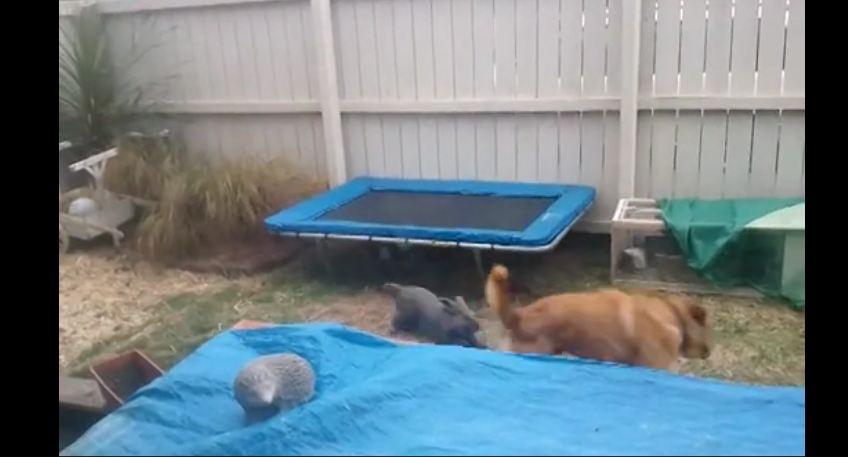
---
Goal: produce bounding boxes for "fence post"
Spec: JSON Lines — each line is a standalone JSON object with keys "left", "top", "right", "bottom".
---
{"left": 618, "top": 0, "right": 642, "bottom": 199}
{"left": 310, "top": 0, "right": 347, "bottom": 186}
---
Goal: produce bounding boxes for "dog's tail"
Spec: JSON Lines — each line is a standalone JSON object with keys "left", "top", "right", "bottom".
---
{"left": 485, "top": 264, "right": 520, "bottom": 331}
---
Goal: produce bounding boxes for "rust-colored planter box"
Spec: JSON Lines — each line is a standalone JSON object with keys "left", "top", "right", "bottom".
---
{"left": 89, "top": 350, "right": 164, "bottom": 411}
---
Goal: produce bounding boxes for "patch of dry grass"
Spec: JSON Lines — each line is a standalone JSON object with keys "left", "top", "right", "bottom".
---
{"left": 682, "top": 295, "right": 805, "bottom": 385}
{"left": 61, "top": 236, "right": 804, "bottom": 386}
{"left": 103, "top": 134, "right": 325, "bottom": 261}
{"left": 62, "top": 266, "right": 348, "bottom": 373}
{"left": 138, "top": 158, "right": 323, "bottom": 260}
{"left": 59, "top": 248, "right": 262, "bottom": 370}
{"left": 103, "top": 133, "right": 182, "bottom": 201}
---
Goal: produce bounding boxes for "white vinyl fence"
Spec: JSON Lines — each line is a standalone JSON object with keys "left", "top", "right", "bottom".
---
{"left": 60, "top": 0, "right": 805, "bottom": 229}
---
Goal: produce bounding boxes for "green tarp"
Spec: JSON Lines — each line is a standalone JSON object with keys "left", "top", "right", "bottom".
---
{"left": 659, "top": 198, "right": 805, "bottom": 309}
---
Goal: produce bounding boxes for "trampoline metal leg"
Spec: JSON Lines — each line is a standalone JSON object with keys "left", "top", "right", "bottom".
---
{"left": 472, "top": 249, "right": 485, "bottom": 279}
{"left": 315, "top": 238, "right": 333, "bottom": 276}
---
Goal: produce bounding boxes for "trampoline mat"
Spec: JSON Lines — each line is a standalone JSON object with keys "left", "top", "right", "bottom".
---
{"left": 317, "top": 190, "right": 557, "bottom": 232}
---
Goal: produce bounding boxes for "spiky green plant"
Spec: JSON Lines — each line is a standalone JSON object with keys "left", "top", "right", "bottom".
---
{"left": 59, "top": 4, "right": 163, "bottom": 147}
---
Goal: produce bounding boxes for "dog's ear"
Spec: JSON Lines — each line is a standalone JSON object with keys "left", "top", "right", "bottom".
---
{"left": 687, "top": 303, "right": 708, "bottom": 326}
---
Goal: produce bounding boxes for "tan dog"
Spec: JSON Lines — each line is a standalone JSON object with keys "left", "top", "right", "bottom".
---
{"left": 484, "top": 264, "right": 712, "bottom": 371}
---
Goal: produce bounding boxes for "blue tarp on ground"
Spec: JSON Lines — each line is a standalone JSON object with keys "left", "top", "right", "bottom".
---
{"left": 64, "top": 324, "right": 805, "bottom": 456}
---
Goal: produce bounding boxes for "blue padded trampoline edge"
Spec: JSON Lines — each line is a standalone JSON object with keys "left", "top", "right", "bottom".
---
{"left": 264, "top": 177, "right": 596, "bottom": 247}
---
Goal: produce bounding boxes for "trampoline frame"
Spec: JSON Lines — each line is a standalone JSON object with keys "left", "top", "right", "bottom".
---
{"left": 265, "top": 177, "right": 595, "bottom": 276}
{"left": 271, "top": 201, "right": 592, "bottom": 277}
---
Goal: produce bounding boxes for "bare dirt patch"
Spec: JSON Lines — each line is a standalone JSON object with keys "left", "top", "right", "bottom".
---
{"left": 298, "top": 292, "right": 395, "bottom": 335}
{"left": 296, "top": 292, "right": 427, "bottom": 344}
{"left": 173, "top": 235, "right": 303, "bottom": 276}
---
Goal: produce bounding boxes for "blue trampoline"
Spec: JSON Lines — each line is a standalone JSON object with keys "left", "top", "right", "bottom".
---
{"left": 264, "top": 177, "right": 595, "bottom": 251}
{"left": 63, "top": 324, "right": 805, "bottom": 456}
